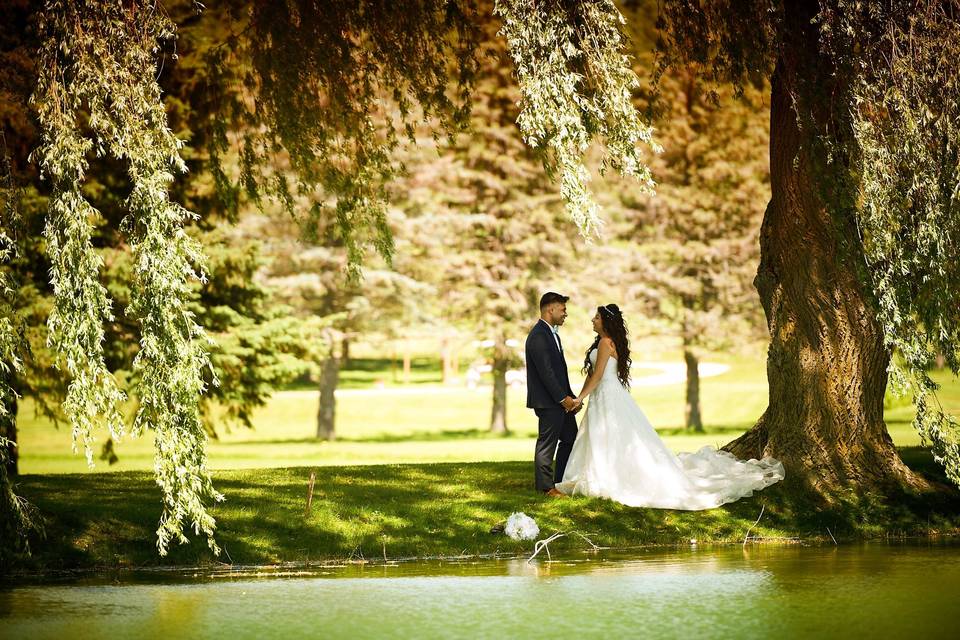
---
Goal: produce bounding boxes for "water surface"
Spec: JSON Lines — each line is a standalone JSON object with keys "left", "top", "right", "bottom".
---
{"left": 2, "top": 543, "right": 958, "bottom": 639}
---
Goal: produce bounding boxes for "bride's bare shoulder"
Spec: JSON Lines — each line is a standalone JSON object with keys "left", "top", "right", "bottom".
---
{"left": 599, "top": 337, "right": 617, "bottom": 357}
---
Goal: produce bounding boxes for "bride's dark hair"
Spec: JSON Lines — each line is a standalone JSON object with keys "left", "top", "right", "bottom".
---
{"left": 582, "top": 304, "right": 632, "bottom": 388}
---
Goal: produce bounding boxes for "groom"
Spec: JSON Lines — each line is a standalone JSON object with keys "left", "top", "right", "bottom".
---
{"left": 526, "top": 292, "right": 581, "bottom": 496}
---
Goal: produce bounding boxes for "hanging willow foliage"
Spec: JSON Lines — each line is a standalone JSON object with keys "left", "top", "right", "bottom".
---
{"left": 494, "top": 0, "right": 661, "bottom": 237}
{"left": 0, "top": 140, "right": 20, "bottom": 415}
{"left": 821, "top": 1, "right": 960, "bottom": 485}
{"left": 656, "top": 0, "right": 960, "bottom": 486}
{"left": 205, "top": 0, "right": 483, "bottom": 279}
{"left": 1, "top": 141, "right": 40, "bottom": 567}
{"left": 33, "top": 0, "right": 221, "bottom": 555}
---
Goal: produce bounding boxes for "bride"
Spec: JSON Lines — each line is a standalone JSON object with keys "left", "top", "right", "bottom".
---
{"left": 555, "top": 304, "right": 784, "bottom": 509}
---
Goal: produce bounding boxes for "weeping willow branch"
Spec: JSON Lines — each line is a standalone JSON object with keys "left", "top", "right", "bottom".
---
{"left": 495, "top": 0, "right": 661, "bottom": 237}
{"left": 1, "top": 137, "right": 41, "bottom": 566}
{"left": 830, "top": 0, "right": 960, "bottom": 486}
{"left": 33, "top": 0, "right": 221, "bottom": 555}
{"left": 656, "top": 0, "right": 960, "bottom": 489}
{"left": 206, "top": 0, "right": 483, "bottom": 280}
{"left": 33, "top": 5, "right": 127, "bottom": 463}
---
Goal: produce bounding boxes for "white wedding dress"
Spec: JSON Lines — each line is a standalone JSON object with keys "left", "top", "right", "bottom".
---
{"left": 556, "top": 349, "right": 785, "bottom": 509}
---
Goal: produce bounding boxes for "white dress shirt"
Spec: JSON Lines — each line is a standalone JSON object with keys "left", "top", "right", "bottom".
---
{"left": 539, "top": 318, "right": 562, "bottom": 354}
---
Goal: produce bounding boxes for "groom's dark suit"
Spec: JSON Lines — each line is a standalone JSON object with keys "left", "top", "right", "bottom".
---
{"left": 526, "top": 319, "right": 578, "bottom": 492}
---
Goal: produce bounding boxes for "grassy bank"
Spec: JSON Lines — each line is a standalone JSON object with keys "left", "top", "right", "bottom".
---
{"left": 10, "top": 448, "right": 960, "bottom": 574}
{"left": 10, "top": 355, "right": 960, "bottom": 574}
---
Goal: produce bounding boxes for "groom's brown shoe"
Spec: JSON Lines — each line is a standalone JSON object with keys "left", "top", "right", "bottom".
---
{"left": 545, "top": 488, "right": 565, "bottom": 497}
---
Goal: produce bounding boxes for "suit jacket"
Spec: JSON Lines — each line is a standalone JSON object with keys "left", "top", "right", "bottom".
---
{"left": 525, "top": 319, "right": 573, "bottom": 409}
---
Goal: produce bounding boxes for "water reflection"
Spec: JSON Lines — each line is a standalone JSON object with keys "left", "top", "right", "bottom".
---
{"left": 2, "top": 542, "right": 959, "bottom": 639}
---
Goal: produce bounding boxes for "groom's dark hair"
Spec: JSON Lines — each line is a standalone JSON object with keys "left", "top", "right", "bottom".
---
{"left": 539, "top": 291, "right": 569, "bottom": 309}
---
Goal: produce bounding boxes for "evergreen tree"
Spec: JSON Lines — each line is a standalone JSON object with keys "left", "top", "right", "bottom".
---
{"left": 618, "top": 65, "right": 770, "bottom": 432}
{"left": 253, "top": 208, "right": 429, "bottom": 440}
{"left": 397, "top": 22, "right": 579, "bottom": 433}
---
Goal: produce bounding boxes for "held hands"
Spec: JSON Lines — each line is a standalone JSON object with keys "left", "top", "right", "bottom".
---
{"left": 561, "top": 396, "right": 583, "bottom": 413}
{"left": 573, "top": 398, "right": 583, "bottom": 415}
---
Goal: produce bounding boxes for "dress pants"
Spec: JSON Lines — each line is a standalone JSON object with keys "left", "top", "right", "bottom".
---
{"left": 533, "top": 406, "right": 578, "bottom": 492}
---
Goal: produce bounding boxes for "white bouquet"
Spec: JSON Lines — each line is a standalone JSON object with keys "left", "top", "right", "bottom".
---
{"left": 504, "top": 512, "right": 540, "bottom": 541}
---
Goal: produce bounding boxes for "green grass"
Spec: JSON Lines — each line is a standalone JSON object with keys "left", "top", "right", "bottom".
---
{"left": 19, "top": 353, "right": 946, "bottom": 475}
{"left": 10, "top": 353, "right": 960, "bottom": 573}
{"left": 21, "top": 353, "right": 937, "bottom": 474}
{"left": 12, "top": 452, "right": 960, "bottom": 573}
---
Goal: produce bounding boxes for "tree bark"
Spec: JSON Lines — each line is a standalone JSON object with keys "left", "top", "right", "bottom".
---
{"left": 935, "top": 352, "right": 946, "bottom": 370}
{"left": 723, "top": 0, "right": 926, "bottom": 496}
{"left": 441, "top": 337, "right": 452, "bottom": 385}
{"left": 683, "top": 348, "right": 703, "bottom": 433}
{"left": 316, "top": 353, "right": 340, "bottom": 441}
{"left": 490, "top": 335, "right": 509, "bottom": 434}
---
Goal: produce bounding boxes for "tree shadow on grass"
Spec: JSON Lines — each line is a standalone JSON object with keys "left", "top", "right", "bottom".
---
{"left": 12, "top": 446, "right": 960, "bottom": 574}
{"left": 226, "top": 429, "right": 536, "bottom": 446}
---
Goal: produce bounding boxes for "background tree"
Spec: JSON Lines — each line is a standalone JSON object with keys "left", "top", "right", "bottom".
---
{"left": 398, "top": 24, "right": 578, "bottom": 434}
{"left": 253, "top": 207, "right": 429, "bottom": 440}
{"left": 619, "top": 68, "right": 770, "bottom": 432}
{"left": 204, "top": 0, "right": 485, "bottom": 278}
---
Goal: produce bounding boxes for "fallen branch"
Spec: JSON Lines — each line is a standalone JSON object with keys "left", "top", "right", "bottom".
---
{"left": 304, "top": 470, "right": 316, "bottom": 517}
{"left": 528, "top": 532, "right": 566, "bottom": 563}
{"left": 571, "top": 531, "right": 602, "bottom": 551}
{"left": 526, "top": 530, "right": 607, "bottom": 563}
{"left": 743, "top": 504, "right": 766, "bottom": 548}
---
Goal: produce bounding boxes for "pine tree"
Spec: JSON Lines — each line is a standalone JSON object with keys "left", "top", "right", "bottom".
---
{"left": 252, "top": 208, "right": 429, "bottom": 441}
{"left": 617, "top": 66, "right": 770, "bottom": 432}
{"left": 396, "top": 23, "right": 579, "bottom": 434}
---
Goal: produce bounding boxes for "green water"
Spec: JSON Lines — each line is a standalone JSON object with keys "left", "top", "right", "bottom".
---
{"left": 2, "top": 543, "right": 959, "bottom": 639}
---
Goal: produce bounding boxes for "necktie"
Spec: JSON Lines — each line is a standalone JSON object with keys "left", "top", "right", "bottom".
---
{"left": 554, "top": 329, "right": 563, "bottom": 353}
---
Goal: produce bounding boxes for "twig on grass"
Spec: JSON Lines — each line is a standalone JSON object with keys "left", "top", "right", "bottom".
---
{"left": 743, "top": 504, "right": 766, "bottom": 548}
{"left": 305, "top": 470, "right": 316, "bottom": 517}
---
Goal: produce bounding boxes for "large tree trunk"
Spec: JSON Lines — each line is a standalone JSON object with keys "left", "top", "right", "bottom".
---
{"left": 683, "top": 348, "right": 703, "bottom": 433}
{"left": 316, "top": 353, "right": 340, "bottom": 441}
{"left": 723, "top": 0, "right": 925, "bottom": 496}
{"left": 490, "top": 335, "right": 509, "bottom": 434}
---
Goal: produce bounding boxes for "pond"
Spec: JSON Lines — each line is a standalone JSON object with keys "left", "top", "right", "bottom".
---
{"left": 2, "top": 542, "right": 959, "bottom": 639}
